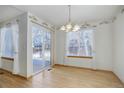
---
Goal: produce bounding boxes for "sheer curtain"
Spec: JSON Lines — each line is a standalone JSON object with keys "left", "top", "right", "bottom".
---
{"left": 0, "top": 27, "right": 1, "bottom": 68}
{"left": 2, "top": 25, "right": 14, "bottom": 57}
{"left": 0, "top": 26, "right": 6, "bottom": 68}
{"left": 0, "top": 21, "right": 19, "bottom": 74}
{"left": 0, "top": 28, "right": 2, "bottom": 68}
{"left": 66, "top": 28, "right": 94, "bottom": 57}
{"left": 11, "top": 22, "right": 19, "bottom": 74}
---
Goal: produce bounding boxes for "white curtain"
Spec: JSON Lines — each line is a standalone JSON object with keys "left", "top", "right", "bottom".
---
{"left": 0, "top": 21, "right": 19, "bottom": 74}
{"left": 0, "top": 27, "right": 1, "bottom": 68}
{"left": 0, "top": 26, "right": 6, "bottom": 68}
{"left": 11, "top": 22, "right": 19, "bottom": 74}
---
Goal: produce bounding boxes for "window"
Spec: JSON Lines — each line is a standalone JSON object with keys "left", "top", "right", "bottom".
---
{"left": 66, "top": 29, "right": 93, "bottom": 58}
{"left": 32, "top": 25, "right": 51, "bottom": 60}
{"left": 0, "top": 23, "right": 18, "bottom": 58}
{"left": 32, "top": 26, "right": 43, "bottom": 58}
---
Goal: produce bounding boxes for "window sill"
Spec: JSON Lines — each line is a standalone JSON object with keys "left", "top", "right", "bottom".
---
{"left": 1, "top": 56, "right": 14, "bottom": 61}
{"left": 66, "top": 56, "right": 93, "bottom": 59}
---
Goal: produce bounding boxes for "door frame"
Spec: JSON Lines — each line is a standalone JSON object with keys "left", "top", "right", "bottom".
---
{"left": 30, "top": 21, "right": 54, "bottom": 75}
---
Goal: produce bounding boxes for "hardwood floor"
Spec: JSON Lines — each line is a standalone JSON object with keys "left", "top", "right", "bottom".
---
{"left": 0, "top": 65, "right": 124, "bottom": 88}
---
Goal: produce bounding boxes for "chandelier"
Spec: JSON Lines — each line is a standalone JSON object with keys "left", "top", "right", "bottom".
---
{"left": 60, "top": 5, "right": 80, "bottom": 32}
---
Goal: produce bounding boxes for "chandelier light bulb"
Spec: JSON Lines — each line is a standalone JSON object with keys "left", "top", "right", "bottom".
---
{"left": 73, "top": 24, "right": 80, "bottom": 32}
{"left": 60, "top": 26, "right": 66, "bottom": 30}
{"left": 66, "top": 23, "right": 72, "bottom": 30}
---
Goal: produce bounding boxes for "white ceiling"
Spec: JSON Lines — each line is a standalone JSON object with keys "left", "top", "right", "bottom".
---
{"left": 0, "top": 5, "right": 122, "bottom": 27}
{"left": 0, "top": 6, "right": 22, "bottom": 23}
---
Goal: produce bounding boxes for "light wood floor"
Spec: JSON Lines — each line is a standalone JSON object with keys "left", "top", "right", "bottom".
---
{"left": 0, "top": 65, "right": 124, "bottom": 88}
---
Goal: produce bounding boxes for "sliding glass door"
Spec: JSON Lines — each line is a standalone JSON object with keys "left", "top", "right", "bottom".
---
{"left": 32, "top": 23, "right": 51, "bottom": 74}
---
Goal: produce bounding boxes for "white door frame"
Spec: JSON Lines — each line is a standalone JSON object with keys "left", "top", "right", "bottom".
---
{"left": 30, "top": 21, "right": 54, "bottom": 75}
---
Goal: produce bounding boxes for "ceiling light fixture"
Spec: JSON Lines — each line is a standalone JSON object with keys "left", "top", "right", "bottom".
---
{"left": 60, "top": 5, "right": 80, "bottom": 32}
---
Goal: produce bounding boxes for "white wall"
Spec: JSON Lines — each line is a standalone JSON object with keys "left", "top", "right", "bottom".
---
{"left": 55, "top": 30, "right": 65, "bottom": 65}
{"left": 55, "top": 23, "right": 113, "bottom": 71}
{"left": 1, "top": 59, "right": 13, "bottom": 72}
{"left": 18, "top": 12, "right": 28, "bottom": 77}
{"left": 27, "top": 13, "right": 33, "bottom": 77}
{"left": 95, "top": 23, "right": 113, "bottom": 71}
{"left": 113, "top": 12, "right": 124, "bottom": 83}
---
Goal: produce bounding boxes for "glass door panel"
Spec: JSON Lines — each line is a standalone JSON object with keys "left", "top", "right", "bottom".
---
{"left": 43, "top": 31, "right": 51, "bottom": 66}
{"left": 32, "top": 23, "right": 51, "bottom": 74}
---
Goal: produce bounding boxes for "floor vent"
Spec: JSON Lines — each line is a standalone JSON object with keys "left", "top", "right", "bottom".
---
{"left": 48, "top": 69, "right": 52, "bottom": 71}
